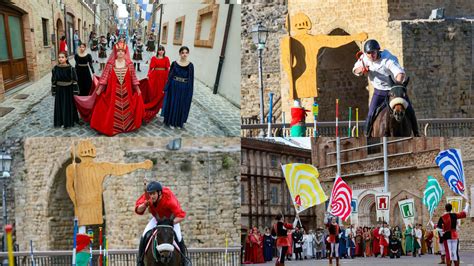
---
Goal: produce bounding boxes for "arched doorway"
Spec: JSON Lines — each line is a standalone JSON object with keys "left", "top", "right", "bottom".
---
{"left": 56, "top": 18, "right": 64, "bottom": 55}
{"left": 66, "top": 13, "right": 74, "bottom": 55}
{"left": 358, "top": 192, "right": 377, "bottom": 227}
{"left": 0, "top": 4, "right": 28, "bottom": 90}
{"left": 316, "top": 28, "right": 369, "bottom": 122}
{"left": 47, "top": 158, "right": 105, "bottom": 250}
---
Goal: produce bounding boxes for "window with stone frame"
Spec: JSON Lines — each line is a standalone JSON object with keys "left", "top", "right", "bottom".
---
{"left": 241, "top": 182, "right": 248, "bottom": 204}
{"left": 194, "top": 4, "right": 219, "bottom": 48}
{"left": 270, "top": 182, "right": 280, "bottom": 205}
{"left": 270, "top": 154, "right": 278, "bottom": 168}
{"left": 173, "top": 16, "right": 185, "bottom": 45}
{"left": 161, "top": 22, "right": 168, "bottom": 44}
{"left": 42, "top": 18, "right": 49, "bottom": 46}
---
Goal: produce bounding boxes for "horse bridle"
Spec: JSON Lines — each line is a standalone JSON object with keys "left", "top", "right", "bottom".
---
{"left": 152, "top": 224, "right": 175, "bottom": 263}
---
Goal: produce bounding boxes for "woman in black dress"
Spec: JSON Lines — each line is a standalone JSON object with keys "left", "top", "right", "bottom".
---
{"left": 74, "top": 42, "right": 95, "bottom": 96}
{"left": 52, "top": 51, "right": 79, "bottom": 128}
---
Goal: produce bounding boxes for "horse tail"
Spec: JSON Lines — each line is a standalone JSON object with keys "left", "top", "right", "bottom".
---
{"left": 424, "top": 123, "right": 429, "bottom": 137}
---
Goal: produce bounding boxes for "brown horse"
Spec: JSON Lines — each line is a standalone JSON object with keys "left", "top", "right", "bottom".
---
{"left": 144, "top": 216, "right": 183, "bottom": 266}
{"left": 371, "top": 78, "right": 414, "bottom": 137}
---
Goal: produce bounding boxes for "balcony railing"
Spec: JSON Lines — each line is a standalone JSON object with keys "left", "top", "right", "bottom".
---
{"left": 0, "top": 247, "right": 241, "bottom": 266}
{"left": 241, "top": 118, "right": 474, "bottom": 137}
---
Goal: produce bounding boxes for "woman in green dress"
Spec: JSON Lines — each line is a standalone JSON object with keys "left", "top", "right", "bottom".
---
{"left": 404, "top": 224, "right": 414, "bottom": 256}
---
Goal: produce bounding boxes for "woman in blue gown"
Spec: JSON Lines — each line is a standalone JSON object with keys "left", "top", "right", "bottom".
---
{"left": 161, "top": 46, "right": 194, "bottom": 129}
{"left": 263, "top": 227, "right": 274, "bottom": 261}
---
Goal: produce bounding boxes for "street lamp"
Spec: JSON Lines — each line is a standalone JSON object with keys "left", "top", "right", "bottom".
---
{"left": 251, "top": 22, "right": 269, "bottom": 137}
{"left": 0, "top": 148, "right": 12, "bottom": 257}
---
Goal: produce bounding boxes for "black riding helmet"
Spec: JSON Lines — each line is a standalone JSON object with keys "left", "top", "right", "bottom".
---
{"left": 146, "top": 181, "right": 162, "bottom": 193}
{"left": 364, "top": 39, "right": 381, "bottom": 53}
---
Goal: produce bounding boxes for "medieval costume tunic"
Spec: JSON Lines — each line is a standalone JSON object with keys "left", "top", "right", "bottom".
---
{"left": 249, "top": 232, "right": 265, "bottom": 263}
{"left": 372, "top": 227, "right": 380, "bottom": 256}
{"left": 271, "top": 221, "right": 293, "bottom": 264}
{"left": 263, "top": 232, "right": 274, "bottom": 261}
{"left": 98, "top": 40, "right": 108, "bottom": 64}
{"left": 74, "top": 53, "right": 95, "bottom": 96}
{"left": 90, "top": 37, "right": 99, "bottom": 62}
{"left": 133, "top": 42, "right": 144, "bottom": 63}
{"left": 404, "top": 225, "right": 414, "bottom": 254}
{"left": 51, "top": 64, "right": 79, "bottom": 128}
{"left": 161, "top": 61, "right": 194, "bottom": 128}
{"left": 143, "top": 55, "right": 170, "bottom": 122}
{"left": 145, "top": 37, "right": 156, "bottom": 63}
{"left": 437, "top": 210, "right": 467, "bottom": 265}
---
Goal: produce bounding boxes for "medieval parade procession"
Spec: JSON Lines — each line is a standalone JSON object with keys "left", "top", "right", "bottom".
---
{"left": 0, "top": 0, "right": 474, "bottom": 265}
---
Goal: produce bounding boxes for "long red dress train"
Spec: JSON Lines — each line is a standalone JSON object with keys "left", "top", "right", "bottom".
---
{"left": 142, "top": 56, "right": 170, "bottom": 123}
{"left": 90, "top": 63, "right": 144, "bottom": 136}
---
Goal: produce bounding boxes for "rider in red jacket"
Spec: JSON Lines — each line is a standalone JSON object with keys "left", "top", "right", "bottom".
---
{"left": 135, "top": 181, "right": 189, "bottom": 266}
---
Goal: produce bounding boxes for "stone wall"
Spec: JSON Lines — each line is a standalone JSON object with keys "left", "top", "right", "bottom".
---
{"left": 399, "top": 19, "right": 473, "bottom": 118}
{"left": 311, "top": 137, "right": 474, "bottom": 251}
{"left": 12, "top": 137, "right": 240, "bottom": 251}
{"left": 387, "top": 0, "right": 474, "bottom": 21}
{"left": 241, "top": 0, "right": 287, "bottom": 118}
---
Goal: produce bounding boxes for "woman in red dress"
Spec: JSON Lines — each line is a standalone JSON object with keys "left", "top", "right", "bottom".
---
{"left": 59, "top": 36, "right": 68, "bottom": 53}
{"left": 249, "top": 227, "right": 265, "bottom": 263}
{"left": 143, "top": 45, "right": 169, "bottom": 122}
{"left": 90, "top": 40, "right": 144, "bottom": 136}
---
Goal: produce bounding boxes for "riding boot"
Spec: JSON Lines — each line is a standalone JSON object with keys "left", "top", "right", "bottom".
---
{"left": 134, "top": 63, "right": 137, "bottom": 70}
{"left": 406, "top": 106, "right": 420, "bottom": 136}
{"left": 329, "top": 256, "right": 333, "bottom": 265}
{"left": 137, "top": 236, "right": 147, "bottom": 266}
{"left": 177, "top": 239, "right": 191, "bottom": 266}
{"left": 336, "top": 257, "right": 340, "bottom": 266}
{"left": 137, "top": 63, "right": 141, "bottom": 72}
{"left": 454, "top": 261, "right": 460, "bottom": 266}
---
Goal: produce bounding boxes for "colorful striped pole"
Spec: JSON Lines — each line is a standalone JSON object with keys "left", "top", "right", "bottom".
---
{"left": 335, "top": 99, "right": 339, "bottom": 137}
{"left": 356, "top": 108, "right": 359, "bottom": 137}
{"left": 30, "top": 240, "right": 35, "bottom": 266}
{"left": 348, "top": 107, "right": 352, "bottom": 137}
{"left": 5, "top": 225, "right": 13, "bottom": 266}
{"left": 267, "top": 92, "right": 274, "bottom": 138}
{"left": 313, "top": 102, "right": 319, "bottom": 137}
{"left": 224, "top": 235, "right": 228, "bottom": 266}
{"left": 88, "top": 228, "right": 94, "bottom": 266}
{"left": 282, "top": 112, "right": 286, "bottom": 137}
{"left": 72, "top": 218, "right": 78, "bottom": 266}
{"left": 105, "top": 237, "right": 108, "bottom": 266}
{"left": 99, "top": 227, "right": 103, "bottom": 266}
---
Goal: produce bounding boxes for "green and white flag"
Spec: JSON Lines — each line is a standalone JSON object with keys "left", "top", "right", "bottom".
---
{"left": 423, "top": 175, "right": 444, "bottom": 220}
{"left": 398, "top": 198, "right": 415, "bottom": 227}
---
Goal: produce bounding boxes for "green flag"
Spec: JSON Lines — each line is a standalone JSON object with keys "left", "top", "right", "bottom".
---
{"left": 423, "top": 175, "right": 444, "bottom": 219}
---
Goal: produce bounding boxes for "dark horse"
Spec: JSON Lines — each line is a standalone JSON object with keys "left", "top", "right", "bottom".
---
{"left": 144, "top": 216, "right": 183, "bottom": 266}
{"left": 371, "top": 78, "right": 415, "bottom": 137}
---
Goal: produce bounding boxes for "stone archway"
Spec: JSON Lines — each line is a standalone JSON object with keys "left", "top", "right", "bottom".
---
{"left": 47, "top": 158, "right": 74, "bottom": 250}
{"left": 358, "top": 191, "right": 376, "bottom": 227}
{"left": 391, "top": 190, "right": 423, "bottom": 229}
{"left": 47, "top": 157, "right": 105, "bottom": 250}
{"left": 316, "top": 28, "right": 369, "bottom": 122}
{"left": 56, "top": 18, "right": 64, "bottom": 53}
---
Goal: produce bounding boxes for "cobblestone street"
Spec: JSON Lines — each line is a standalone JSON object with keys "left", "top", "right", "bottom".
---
{"left": 0, "top": 52, "right": 239, "bottom": 137}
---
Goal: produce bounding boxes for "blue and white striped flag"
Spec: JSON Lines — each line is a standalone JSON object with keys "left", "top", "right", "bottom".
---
{"left": 435, "top": 148, "right": 467, "bottom": 199}
{"left": 145, "top": 3, "right": 153, "bottom": 21}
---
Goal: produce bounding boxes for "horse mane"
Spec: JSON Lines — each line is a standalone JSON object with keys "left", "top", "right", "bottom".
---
{"left": 155, "top": 215, "right": 174, "bottom": 226}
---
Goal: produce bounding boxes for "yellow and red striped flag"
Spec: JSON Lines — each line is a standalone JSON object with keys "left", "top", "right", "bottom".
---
{"left": 282, "top": 163, "right": 328, "bottom": 213}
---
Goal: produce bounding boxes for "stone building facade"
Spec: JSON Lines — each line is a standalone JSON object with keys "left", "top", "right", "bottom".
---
{"left": 156, "top": 3, "right": 241, "bottom": 106}
{"left": 311, "top": 137, "right": 474, "bottom": 250}
{"left": 0, "top": 0, "right": 116, "bottom": 101}
{"left": 241, "top": 0, "right": 474, "bottom": 125}
{"left": 241, "top": 138, "right": 316, "bottom": 233}
{"left": 241, "top": 0, "right": 287, "bottom": 120}
{"left": 2, "top": 137, "right": 240, "bottom": 251}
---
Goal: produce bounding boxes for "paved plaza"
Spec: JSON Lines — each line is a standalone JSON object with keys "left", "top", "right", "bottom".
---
{"left": 245, "top": 253, "right": 474, "bottom": 265}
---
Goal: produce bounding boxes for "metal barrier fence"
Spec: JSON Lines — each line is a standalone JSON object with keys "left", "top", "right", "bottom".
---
{"left": 241, "top": 118, "right": 474, "bottom": 137}
{"left": 0, "top": 248, "right": 241, "bottom": 266}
